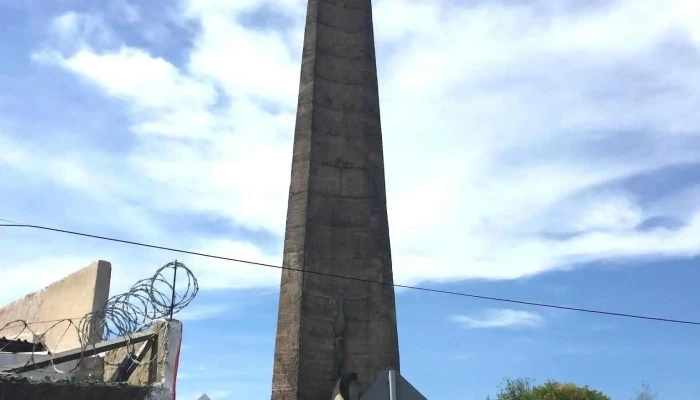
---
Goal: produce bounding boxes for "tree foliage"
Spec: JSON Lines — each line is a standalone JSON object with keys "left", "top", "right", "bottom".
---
{"left": 488, "top": 378, "right": 610, "bottom": 400}
{"left": 532, "top": 381, "right": 610, "bottom": 400}
{"left": 632, "top": 382, "right": 658, "bottom": 400}
{"left": 487, "top": 378, "right": 536, "bottom": 400}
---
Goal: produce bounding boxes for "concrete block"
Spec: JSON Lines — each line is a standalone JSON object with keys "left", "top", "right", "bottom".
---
{"left": 312, "top": 106, "right": 382, "bottom": 138}
{"left": 315, "top": 52, "right": 377, "bottom": 86}
{"left": 314, "top": 80, "right": 380, "bottom": 114}
{"left": 316, "top": 1, "right": 373, "bottom": 32}
{"left": 322, "top": 0, "right": 370, "bottom": 10}
{"left": 315, "top": 24, "right": 375, "bottom": 59}
{"left": 309, "top": 163, "right": 342, "bottom": 195}
{"left": 0, "top": 261, "right": 111, "bottom": 353}
{"left": 341, "top": 168, "right": 375, "bottom": 198}
{"left": 102, "top": 320, "right": 181, "bottom": 394}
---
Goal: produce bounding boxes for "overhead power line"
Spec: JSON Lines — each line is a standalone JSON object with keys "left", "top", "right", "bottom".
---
{"left": 1, "top": 223, "right": 699, "bottom": 327}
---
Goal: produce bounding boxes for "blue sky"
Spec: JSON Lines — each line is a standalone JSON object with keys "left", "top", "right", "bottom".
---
{"left": 1, "top": 0, "right": 699, "bottom": 398}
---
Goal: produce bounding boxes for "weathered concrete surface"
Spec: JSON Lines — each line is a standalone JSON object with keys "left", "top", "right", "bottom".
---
{"left": 271, "top": 0, "right": 400, "bottom": 398}
{"left": 0, "top": 261, "right": 111, "bottom": 352}
{"left": 0, "top": 378, "right": 170, "bottom": 400}
{"left": 103, "top": 320, "right": 182, "bottom": 393}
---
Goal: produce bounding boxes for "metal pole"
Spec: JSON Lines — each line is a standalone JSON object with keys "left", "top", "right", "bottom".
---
{"left": 169, "top": 260, "right": 178, "bottom": 320}
{"left": 389, "top": 369, "right": 398, "bottom": 400}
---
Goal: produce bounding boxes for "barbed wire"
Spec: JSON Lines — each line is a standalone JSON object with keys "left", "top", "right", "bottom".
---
{"left": 81, "top": 261, "right": 197, "bottom": 342}
{"left": 0, "top": 261, "right": 197, "bottom": 381}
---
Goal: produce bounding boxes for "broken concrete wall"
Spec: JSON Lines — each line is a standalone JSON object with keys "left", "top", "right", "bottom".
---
{"left": 102, "top": 320, "right": 182, "bottom": 392}
{"left": 0, "top": 261, "right": 112, "bottom": 352}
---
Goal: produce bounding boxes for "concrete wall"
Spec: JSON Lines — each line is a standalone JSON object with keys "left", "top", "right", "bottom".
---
{"left": 0, "top": 261, "right": 111, "bottom": 352}
{"left": 103, "top": 320, "right": 182, "bottom": 392}
{"left": 0, "top": 321, "right": 181, "bottom": 387}
{"left": 0, "top": 378, "right": 171, "bottom": 400}
{"left": 271, "top": 0, "right": 400, "bottom": 398}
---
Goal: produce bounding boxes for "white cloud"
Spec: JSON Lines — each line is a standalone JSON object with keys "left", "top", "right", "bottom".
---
{"left": 50, "top": 12, "right": 82, "bottom": 37}
{"left": 3, "top": 0, "right": 700, "bottom": 302}
{"left": 451, "top": 309, "right": 545, "bottom": 329}
{"left": 47, "top": 11, "right": 115, "bottom": 50}
{"left": 185, "top": 11, "right": 301, "bottom": 106}
{"left": 561, "top": 193, "right": 644, "bottom": 233}
{"left": 191, "top": 239, "right": 281, "bottom": 289}
{"left": 0, "top": 134, "right": 26, "bottom": 167}
{"left": 35, "top": 46, "right": 219, "bottom": 138}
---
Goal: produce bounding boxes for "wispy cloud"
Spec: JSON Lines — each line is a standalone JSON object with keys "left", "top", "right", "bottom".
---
{"left": 451, "top": 309, "right": 545, "bottom": 329}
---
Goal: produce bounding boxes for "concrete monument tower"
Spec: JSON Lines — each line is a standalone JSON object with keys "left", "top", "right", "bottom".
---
{"left": 271, "top": 0, "right": 400, "bottom": 398}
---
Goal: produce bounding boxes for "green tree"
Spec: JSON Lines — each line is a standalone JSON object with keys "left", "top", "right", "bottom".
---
{"left": 532, "top": 381, "right": 610, "bottom": 400}
{"left": 487, "top": 378, "right": 610, "bottom": 400}
{"left": 487, "top": 378, "right": 536, "bottom": 400}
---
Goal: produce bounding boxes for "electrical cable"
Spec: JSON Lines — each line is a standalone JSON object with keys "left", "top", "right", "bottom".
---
{"left": 2, "top": 223, "right": 699, "bottom": 326}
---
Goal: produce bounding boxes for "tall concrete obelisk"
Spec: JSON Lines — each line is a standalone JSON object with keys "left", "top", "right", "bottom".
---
{"left": 271, "top": 0, "right": 400, "bottom": 398}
